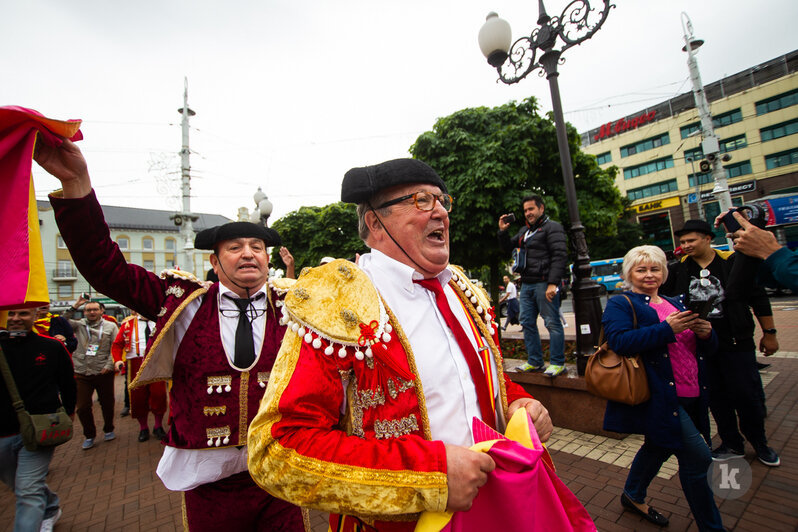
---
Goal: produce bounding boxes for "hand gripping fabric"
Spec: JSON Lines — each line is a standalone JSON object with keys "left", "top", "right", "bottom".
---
{"left": 415, "top": 409, "right": 596, "bottom": 532}
{"left": 0, "top": 106, "right": 82, "bottom": 310}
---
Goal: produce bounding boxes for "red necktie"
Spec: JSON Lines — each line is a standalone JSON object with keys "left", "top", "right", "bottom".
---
{"left": 415, "top": 278, "right": 496, "bottom": 430}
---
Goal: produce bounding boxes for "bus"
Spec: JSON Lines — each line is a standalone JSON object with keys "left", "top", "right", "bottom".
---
{"left": 588, "top": 257, "right": 624, "bottom": 294}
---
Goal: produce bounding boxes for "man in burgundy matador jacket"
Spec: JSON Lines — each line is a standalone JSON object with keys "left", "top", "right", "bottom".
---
{"left": 247, "top": 159, "right": 554, "bottom": 531}
{"left": 34, "top": 139, "right": 303, "bottom": 532}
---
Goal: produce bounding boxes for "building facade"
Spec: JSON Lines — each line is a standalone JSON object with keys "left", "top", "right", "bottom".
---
{"left": 580, "top": 50, "right": 798, "bottom": 252}
{"left": 38, "top": 200, "right": 230, "bottom": 307}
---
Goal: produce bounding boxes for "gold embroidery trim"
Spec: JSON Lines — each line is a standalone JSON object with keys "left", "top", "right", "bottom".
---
{"left": 203, "top": 406, "right": 227, "bottom": 416}
{"left": 239, "top": 371, "right": 249, "bottom": 445}
{"left": 207, "top": 375, "right": 232, "bottom": 387}
{"left": 130, "top": 285, "right": 207, "bottom": 389}
{"left": 257, "top": 371, "right": 270, "bottom": 384}
{"left": 373, "top": 414, "right": 419, "bottom": 439}
{"left": 165, "top": 285, "right": 186, "bottom": 298}
{"left": 386, "top": 377, "right": 415, "bottom": 400}
{"left": 358, "top": 386, "right": 385, "bottom": 409}
{"left": 348, "top": 377, "right": 365, "bottom": 438}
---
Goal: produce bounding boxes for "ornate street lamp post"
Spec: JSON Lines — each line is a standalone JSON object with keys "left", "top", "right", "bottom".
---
{"left": 250, "top": 187, "right": 274, "bottom": 227}
{"left": 478, "top": 0, "right": 613, "bottom": 375}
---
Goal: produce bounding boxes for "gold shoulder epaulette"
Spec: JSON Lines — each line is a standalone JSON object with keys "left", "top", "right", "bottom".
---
{"left": 277, "top": 259, "right": 393, "bottom": 361}
{"left": 269, "top": 276, "right": 296, "bottom": 295}
{"left": 158, "top": 268, "right": 204, "bottom": 285}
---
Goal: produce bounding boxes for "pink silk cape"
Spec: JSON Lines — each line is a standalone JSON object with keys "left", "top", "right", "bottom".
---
{"left": 415, "top": 410, "right": 596, "bottom": 532}
{"left": 0, "top": 106, "right": 82, "bottom": 312}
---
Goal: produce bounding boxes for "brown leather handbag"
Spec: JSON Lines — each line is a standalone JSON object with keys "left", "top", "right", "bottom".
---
{"left": 585, "top": 295, "right": 650, "bottom": 405}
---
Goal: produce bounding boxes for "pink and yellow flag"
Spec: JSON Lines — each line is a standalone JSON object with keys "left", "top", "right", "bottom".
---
{"left": 0, "top": 106, "right": 82, "bottom": 311}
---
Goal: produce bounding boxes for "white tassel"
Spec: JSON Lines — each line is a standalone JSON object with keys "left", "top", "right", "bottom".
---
{"left": 259, "top": 381, "right": 266, "bottom": 388}
{"left": 206, "top": 386, "right": 213, "bottom": 395}
{"left": 216, "top": 385, "right": 223, "bottom": 393}
{"left": 222, "top": 436, "right": 230, "bottom": 445}
{"left": 324, "top": 345, "right": 334, "bottom": 356}
{"left": 355, "top": 350, "right": 364, "bottom": 361}
{"left": 365, "top": 346, "right": 373, "bottom": 358}
{"left": 382, "top": 332, "right": 391, "bottom": 343}
{"left": 290, "top": 322, "right": 299, "bottom": 332}
{"left": 224, "top": 385, "right": 231, "bottom": 393}
{"left": 338, "top": 346, "right": 347, "bottom": 358}
{"left": 312, "top": 338, "right": 322, "bottom": 349}
{"left": 207, "top": 438, "right": 213, "bottom": 447}
{"left": 476, "top": 305, "right": 483, "bottom": 314}
{"left": 304, "top": 332, "right": 313, "bottom": 343}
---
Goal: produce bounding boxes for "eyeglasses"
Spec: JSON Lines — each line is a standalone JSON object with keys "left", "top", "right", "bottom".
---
{"left": 376, "top": 191, "right": 453, "bottom": 212}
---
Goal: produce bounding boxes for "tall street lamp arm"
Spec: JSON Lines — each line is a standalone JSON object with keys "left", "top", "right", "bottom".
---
{"left": 479, "top": 1, "right": 614, "bottom": 84}
{"left": 478, "top": 0, "right": 614, "bottom": 376}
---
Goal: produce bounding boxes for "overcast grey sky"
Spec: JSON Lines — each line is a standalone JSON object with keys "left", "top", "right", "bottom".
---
{"left": 3, "top": 0, "right": 796, "bottom": 221}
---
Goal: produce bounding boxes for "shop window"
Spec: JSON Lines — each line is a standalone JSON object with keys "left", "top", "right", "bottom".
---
{"left": 720, "top": 134, "right": 747, "bottom": 153}
{"left": 638, "top": 212, "right": 674, "bottom": 252}
{"left": 596, "top": 151, "right": 612, "bottom": 165}
{"left": 756, "top": 88, "right": 798, "bottom": 115}
{"left": 627, "top": 179, "right": 678, "bottom": 201}
{"left": 765, "top": 148, "right": 798, "bottom": 170}
{"left": 761, "top": 118, "right": 798, "bottom": 142}
{"left": 623, "top": 156, "right": 674, "bottom": 180}
{"left": 620, "top": 133, "right": 670, "bottom": 158}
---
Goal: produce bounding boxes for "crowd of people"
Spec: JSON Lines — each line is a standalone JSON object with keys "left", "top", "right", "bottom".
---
{"left": 1, "top": 136, "right": 792, "bottom": 532}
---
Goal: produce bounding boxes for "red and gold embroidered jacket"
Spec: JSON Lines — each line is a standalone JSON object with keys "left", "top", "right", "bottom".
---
{"left": 247, "top": 260, "right": 531, "bottom": 529}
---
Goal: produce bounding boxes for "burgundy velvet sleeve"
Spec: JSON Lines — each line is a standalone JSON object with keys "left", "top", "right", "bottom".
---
{"left": 49, "top": 190, "right": 167, "bottom": 321}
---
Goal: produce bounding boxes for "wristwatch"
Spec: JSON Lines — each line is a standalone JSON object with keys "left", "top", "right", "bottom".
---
{"left": 762, "top": 328, "right": 777, "bottom": 335}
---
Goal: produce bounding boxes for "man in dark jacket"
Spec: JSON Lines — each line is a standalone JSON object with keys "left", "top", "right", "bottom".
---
{"left": 661, "top": 219, "right": 780, "bottom": 467}
{"left": 498, "top": 194, "right": 568, "bottom": 376}
{"left": 1, "top": 307, "right": 76, "bottom": 532}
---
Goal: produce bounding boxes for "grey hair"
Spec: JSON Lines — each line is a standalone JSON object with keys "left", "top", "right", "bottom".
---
{"left": 620, "top": 245, "right": 668, "bottom": 290}
{"left": 355, "top": 188, "right": 397, "bottom": 242}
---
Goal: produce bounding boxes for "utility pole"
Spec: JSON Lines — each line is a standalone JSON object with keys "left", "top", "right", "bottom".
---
{"left": 682, "top": 13, "right": 733, "bottom": 234}
{"left": 171, "top": 77, "right": 199, "bottom": 273}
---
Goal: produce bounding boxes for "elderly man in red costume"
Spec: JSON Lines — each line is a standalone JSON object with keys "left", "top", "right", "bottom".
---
{"left": 33, "top": 140, "right": 303, "bottom": 532}
{"left": 247, "top": 159, "right": 553, "bottom": 531}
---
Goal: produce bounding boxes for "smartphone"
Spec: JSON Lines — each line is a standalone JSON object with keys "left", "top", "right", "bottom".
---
{"left": 81, "top": 292, "right": 91, "bottom": 300}
{"left": 503, "top": 213, "right": 516, "bottom": 223}
{"left": 721, "top": 210, "right": 741, "bottom": 233}
{"left": 687, "top": 294, "right": 718, "bottom": 320}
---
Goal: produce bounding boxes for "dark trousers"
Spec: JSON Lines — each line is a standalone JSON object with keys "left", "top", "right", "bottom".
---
{"left": 75, "top": 373, "right": 115, "bottom": 439}
{"left": 183, "top": 471, "right": 303, "bottom": 531}
{"left": 625, "top": 403, "right": 724, "bottom": 531}
{"left": 707, "top": 349, "right": 767, "bottom": 449}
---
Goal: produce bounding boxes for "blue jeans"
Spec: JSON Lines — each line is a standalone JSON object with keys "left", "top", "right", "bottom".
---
{"left": 0, "top": 434, "right": 60, "bottom": 532}
{"left": 624, "top": 405, "right": 724, "bottom": 532}
{"left": 519, "top": 282, "right": 564, "bottom": 366}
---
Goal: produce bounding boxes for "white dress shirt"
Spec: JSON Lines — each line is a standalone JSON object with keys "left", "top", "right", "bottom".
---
{"left": 157, "top": 282, "right": 269, "bottom": 491}
{"left": 125, "top": 317, "right": 151, "bottom": 358}
{"left": 359, "top": 250, "right": 499, "bottom": 447}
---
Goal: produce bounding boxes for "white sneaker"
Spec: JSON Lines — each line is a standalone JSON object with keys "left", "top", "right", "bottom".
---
{"left": 40, "top": 507, "right": 62, "bottom": 532}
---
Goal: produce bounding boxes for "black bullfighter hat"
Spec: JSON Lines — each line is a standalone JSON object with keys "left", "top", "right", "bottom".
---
{"left": 341, "top": 158, "right": 447, "bottom": 204}
{"left": 194, "top": 222, "right": 281, "bottom": 250}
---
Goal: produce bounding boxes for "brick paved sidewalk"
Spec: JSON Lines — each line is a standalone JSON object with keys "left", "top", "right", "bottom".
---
{"left": 2, "top": 306, "right": 795, "bottom": 531}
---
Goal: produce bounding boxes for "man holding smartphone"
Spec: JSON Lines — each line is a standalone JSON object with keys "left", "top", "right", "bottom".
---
{"left": 497, "top": 195, "right": 568, "bottom": 376}
{"left": 661, "top": 219, "right": 780, "bottom": 467}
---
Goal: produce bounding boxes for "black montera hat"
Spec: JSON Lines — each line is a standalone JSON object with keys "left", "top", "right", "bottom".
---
{"left": 194, "top": 222, "right": 281, "bottom": 250}
{"left": 341, "top": 158, "right": 447, "bottom": 204}
{"left": 674, "top": 219, "right": 715, "bottom": 237}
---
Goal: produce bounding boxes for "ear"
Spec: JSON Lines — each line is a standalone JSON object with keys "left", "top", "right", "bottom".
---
{"left": 209, "top": 253, "right": 220, "bottom": 273}
{"left": 364, "top": 210, "right": 385, "bottom": 240}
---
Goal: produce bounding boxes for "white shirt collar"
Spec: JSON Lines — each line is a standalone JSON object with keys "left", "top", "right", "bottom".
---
{"left": 367, "top": 249, "right": 451, "bottom": 293}
{"left": 218, "top": 282, "right": 268, "bottom": 307}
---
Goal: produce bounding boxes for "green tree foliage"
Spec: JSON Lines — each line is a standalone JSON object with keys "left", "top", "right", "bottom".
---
{"left": 270, "top": 202, "right": 368, "bottom": 273}
{"left": 409, "top": 97, "right": 627, "bottom": 303}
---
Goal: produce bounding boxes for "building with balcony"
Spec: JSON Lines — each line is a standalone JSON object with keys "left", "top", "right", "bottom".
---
{"left": 580, "top": 50, "right": 798, "bottom": 252}
{"left": 38, "top": 201, "right": 231, "bottom": 306}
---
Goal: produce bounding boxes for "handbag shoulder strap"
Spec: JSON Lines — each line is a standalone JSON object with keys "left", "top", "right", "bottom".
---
{"left": 0, "top": 343, "right": 27, "bottom": 413}
{"left": 620, "top": 294, "right": 637, "bottom": 329}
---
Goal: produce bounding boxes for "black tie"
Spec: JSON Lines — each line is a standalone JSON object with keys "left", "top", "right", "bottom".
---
{"left": 227, "top": 295, "right": 263, "bottom": 368}
{"left": 144, "top": 321, "right": 152, "bottom": 342}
